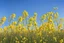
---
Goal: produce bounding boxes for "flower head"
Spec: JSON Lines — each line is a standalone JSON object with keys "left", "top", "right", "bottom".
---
{"left": 1, "top": 16, "right": 6, "bottom": 22}
{"left": 11, "top": 13, "right": 16, "bottom": 19}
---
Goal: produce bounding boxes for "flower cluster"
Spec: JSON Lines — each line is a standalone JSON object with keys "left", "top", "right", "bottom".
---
{"left": 0, "top": 10, "right": 64, "bottom": 43}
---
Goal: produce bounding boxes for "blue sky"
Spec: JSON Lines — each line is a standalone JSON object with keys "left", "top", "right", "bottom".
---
{"left": 0, "top": 0, "right": 64, "bottom": 27}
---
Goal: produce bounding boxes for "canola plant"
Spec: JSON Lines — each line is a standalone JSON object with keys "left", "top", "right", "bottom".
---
{"left": 0, "top": 10, "right": 64, "bottom": 43}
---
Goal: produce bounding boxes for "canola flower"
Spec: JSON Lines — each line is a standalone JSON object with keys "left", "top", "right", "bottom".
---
{"left": 1, "top": 16, "right": 6, "bottom": 22}
{"left": 8, "top": 13, "right": 16, "bottom": 24}
{"left": 18, "top": 16, "right": 23, "bottom": 22}
{"left": 12, "top": 21, "right": 17, "bottom": 25}
{"left": 0, "top": 16, "right": 6, "bottom": 26}
{"left": 54, "top": 12, "right": 59, "bottom": 19}
{"left": 0, "top": 10, "right": 64, "bottom": 43}
{"left": 22, "top": 10, "right": 28, "bottom": 19}
{"left": 60, "top": 39, "right": 63, "bottom": 43}
{"left": 10, "top": 13, "right": 16, "bottom": 19}
{"left": 53, "top": 37, "right": 57, "bottom": 42}
{"left": 41, "top": 14, "right": 46, "bottom": 21}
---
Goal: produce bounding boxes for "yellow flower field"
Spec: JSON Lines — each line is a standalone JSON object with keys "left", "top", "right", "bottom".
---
{"left": 0, "top": 10, "right": 64, "bottom": 43}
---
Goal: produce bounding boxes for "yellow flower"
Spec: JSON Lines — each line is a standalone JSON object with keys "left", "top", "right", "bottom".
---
{"left": 33, "top": 21, "right": 37, "bottom": 26}
{"left": 58, "top": 24, "right": 62, "bottom": 29}
{"left": 48, "top": 16, "right": 53, "bottom": 23}
{"left": 40, "top": 39, "right": 42, "bottom": 42}
{"left": 28, "top": 23, "right": 32, "bottom": 27}
{"left": 41, "top": 14, "right": 46, "bottom": 20}
{"left": 22, "top": 10, "right": 28, "bottom": 18}
{"left": 21, "top": 40, "right": 23, "bottom": 43}
{"left": 3, "top": 37, "right": 6, "bottom": 40}
{"left": 18, "top": 24, "right": 22, "bottom": 27}
{"left": 4, "top": 26, "right": 8, "bottom": 31}
{"left": 18, "top": 16, "right": 23, "bottom": 22}
{"left": 53, "top": 37, "right": 57, "bottom": 42}
{"left": 1, "top": 16, "right": 6, "bottom": 22}
{"left": 20, "top": 36, "right": 22, "bottom": 38}
{"left": 48, "top": 12, "right": 53, "bottom": 15}
{"left": 29, "top": 17, "right": 34, "bottom": 21}
{"left": 33, "top": 16, "right": 37, "bottom": 21}
{"left": 34, "top": 40, "right": 37, "bottom": 43}
{"left": 0, "top": 28, "right": 3, "bottom": 32}
{"left": 22, "top": 37, "right": 26, "bottom": 40}
{"left": 34, "top": 12, "right": 37, "bottom": 17}
{"left": 9, "top": 24, "right": 15, "bottom": 29}
{"left": 60, "top": 39, "right": 63, "bottom": 43}
{"left": 11, "top": 13, "right": 16, "bottom": 19}
{"left": 12, "top": 21, "right": 17, "bottom": 25}
{"left": 54, "top": 12, "right": 59, "bottom": 19}
{"left": 15, "top": 37, "right": 18, "bottom": 40}
{"left": 15, "top": 41, "right": 20, "bottom": 43}
{"left": 49, "top": 16, "right": 53, "bottom": 19}
{"left": 50, "top": 12, "right": 54, "bottom": 15}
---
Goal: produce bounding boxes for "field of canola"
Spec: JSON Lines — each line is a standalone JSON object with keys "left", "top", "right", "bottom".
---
{"left": 0, "top": 10, "right": 64, "bottom": 43}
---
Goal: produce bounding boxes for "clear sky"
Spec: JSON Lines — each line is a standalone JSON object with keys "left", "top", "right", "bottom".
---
{"left": 0, "top": 0, "right": 64, "bottom": 27}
